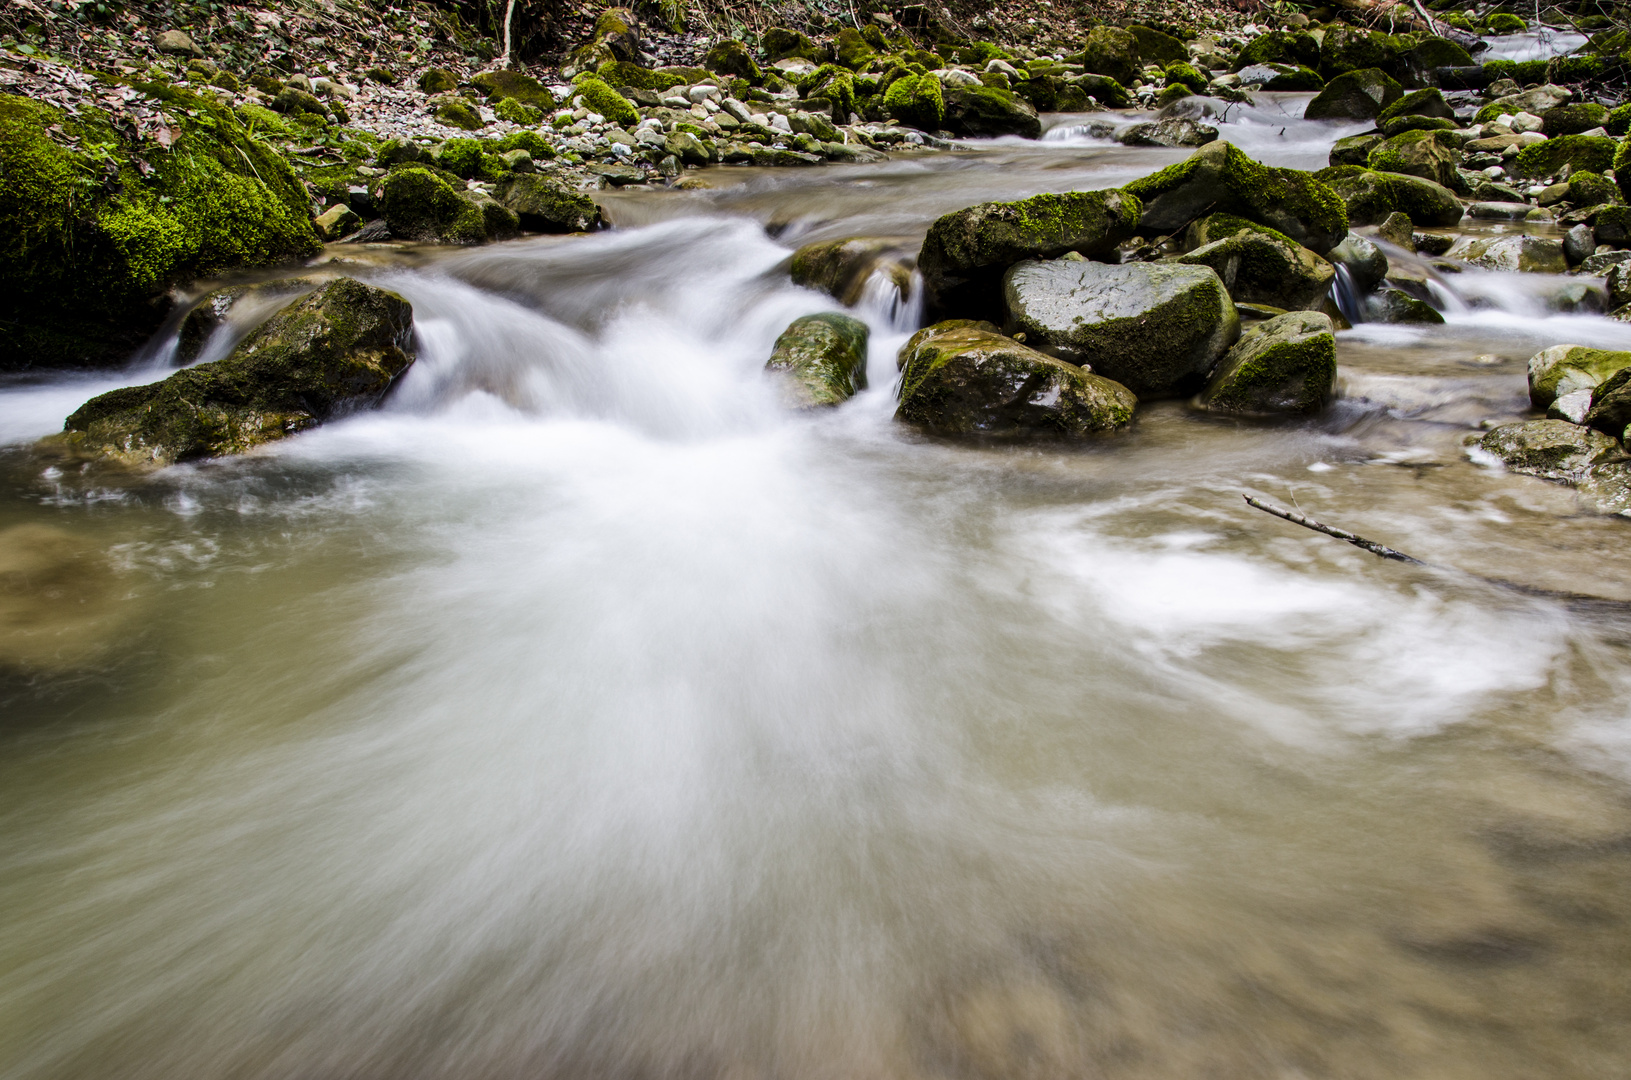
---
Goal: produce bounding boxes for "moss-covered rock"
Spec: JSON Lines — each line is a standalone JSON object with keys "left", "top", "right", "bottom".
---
{"left": 1329, "top": 132, "right": 1384, "bottom": 167}
{"left": 1366, "top": 128, "right": 1462, "bottom": 189}
{"left": 574, "top": 75, "right": 640, "bottom": 127}
{"left": 272, "top": 87, "right": 330, "bottom": 119}
{"left": 1583, "top": 366, "right": 1631, "bottom": 438}
{"left": 591, "top": 6, "right": 643, "bottom": 62}
{"left": 942, "top": 85, "right": 1040, "bottom": 138}
{"left": 1195, "top": 310, "right": 1336, "bottom": 415}
{"left": 1540, "top": 102, "right": 1609, "bottom": 136}
{"left": 419, "top": 68, "right": 458, "bottom": 93}
{"left": 1512, "top": 134, "right": 1617, "bottom": 179}
{"left": 381, "top": 166, "right": 489, "bottom": 243}
{"left": 1567, "top": 171, "right": 1619, "bottom": 206}
{"left": 61, "top": 278, "right": 414, "bottom": 465}
{"left": 1318, "top": 25, "right": 1388, "bottom": 77}
{"left": 1315, "top": 166, "right": 1463, "bottom": 226}
{"left": 493, "top": 174, "right": 601, "bottom": 232}
{"left": 1369, "top": 286, "right": 1444, "bottom": 323}
{"left": 434, "top": 98, "right": 486, "bottom": 130}
{"left": 1617, "top": 139, "right": 1631, "bottom": 204}
{"left": 919, "top": 189, "right": 1142, "bottom": 319}
{"left": 1406, "top": 35, "right": 1473, "bottom": 73}
{"left": 1608, "top": 104, "right": 1631, "bottom": 138}
{"left": 790, "top": 237, "right": 915, "bottom": 305}
{"left": 1527, "top": 344, "right": 1631, "bottom": 408}
{"left": 764, "top": 312, "right": 869, "bottom": 408}
{"left": 763, "top": 28, "right": 823, "bottom": 63}
{"left": 433, "top": 137, "right": 488, "bottom": 178}
{"left": 0, "top": 87, "right": 320, "bottom": 370}
{"left": 1129, "top": 24, "right": 1190, "bottom": 64}
{"left": 1485, "top": 12, "right": 1527, "bottom": 34}
{"left": 1457, "top": 234, "right": 1567, "bottom": 273}
{"left": 705, "top": 38, "right": 761, "bottom": 80}
{"left": 471, "top": 70, "right": 556, "bottom": 110}
{"left": 1234, "top": 30, "right": 1322, "bottom": 72}
{"left": 1303, "top": 67, "right": 1402, "bottom": 121}
{"left": 1123, "top": 141, "right": 1348, "bottom": 255}
{"left": 1474, "top": 85, "right": 1572, "bottom": 126}
{"left": 1070, "top": 73, "right": 1132, "bottom": 108}
{"left": 1002, "top": 258, "right": 1240, "bottom": 397}
{"left": 1177, "top": 228, "right": 1336, "bottom": 310}
{"left": 597, "top": 60, "right": 684, "bottom": 91}
{"left": 1376, "top": 87, "right": 1453, "bottom": 125}
{"left": 801, "top": 65, "right": 857, "bottom": 121}
{"left": 493, "top": 97, "right": 542, "bottom": 125}
{"left": 1164, "top": 61, "right": 1208, "bottom": 93}
{"left": 1080, "top": 26, "right": 1141, "bottom": 86}
{"left": 1479, "top": 419, "right": 1624, "bottom": 481}
{"left": 1326, "top": 232, "right": 1389, "bottom": 291}
{"left": 833, "top": 28, "right": 874, "bottom": 70}
{"left": 882, "top": 72, "right": 944, "bottom": 131}
{"left": 895, "top": 321, "right": 1137, "bottom": 437}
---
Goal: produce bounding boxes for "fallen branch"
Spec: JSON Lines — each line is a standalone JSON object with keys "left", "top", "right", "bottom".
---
{"left": 1243, "top": 495, "right": 1422, "bottom": 563}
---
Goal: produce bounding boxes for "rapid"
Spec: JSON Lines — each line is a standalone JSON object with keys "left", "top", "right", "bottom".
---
{"left": 3, "top": 93, "right": 1631, "bottom": 1080}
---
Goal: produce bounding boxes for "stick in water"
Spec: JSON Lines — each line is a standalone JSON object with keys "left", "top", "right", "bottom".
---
{"left": 1243, "top": 495, "right": 1422, "bottom": 563}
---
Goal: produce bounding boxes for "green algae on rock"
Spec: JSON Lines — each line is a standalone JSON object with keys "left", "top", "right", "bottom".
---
{"left": 61, "top": 279, "right": 414, "bottom": 466}
{"left": 573, "top": 76, "right": 640, "bottom": 128}
{"left": 0, "top": 86, "right": 320, "bottom": 370}
{"left": 1195, "top": 310, "right": 1337, "bottom": 416}
{"left": 895, "top": 322, "right": 1136, "bottom": 437}
{"left": 493, "top": 174, "right": 602, "bottom": 233}
{"left": 765, "top": 313, "right": 869, "bottom": 408}
{"left": 1303, "top": 67, "right": 1402, "bottom": 121}
{"left": 1527, "top": 345, "right": 1631, "bottom": 408}
{"left": 1366, "top": 129, "right": 1462, "bottom": 190}
{"left": 1511, "top": 134, "right": 1618, "bottom": 180}
{"left": 1123, "top": 141, "right": 1348, "bottom": 255}
{"left": 471, "top": 70, "right": 556, "bottom": 110}
{"left": 942, "top": 85, "right": 1040, "bottom": 138}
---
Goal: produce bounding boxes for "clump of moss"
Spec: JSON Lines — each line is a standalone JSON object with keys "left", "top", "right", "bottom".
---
{"left": 471, "top": 70, "right": 556, "bottom": 109}
{"left": 380, "top": 166, "right": 489, "bottom": 244}
{"left": 1164, "top": 61, "right": 1208, "bottom": 93}
{"left": 1485, "top": 12, "right": 1526, "bottom": 33}
{"left": 493, "top": 98, "right": 542, "bottom": 125}
{"left": 0, "top": 87, "right": 319, "bottom": 370}
{"left": 573, "top": 76, "right": 639, "bottom": 127}
{"left": 883, "top": 72, "right": 944, "bottom": 131}
{"left": 495, "top": 130, "right": 556, "bottom": 160}
{"left": 596, "top": 60, "right": 683, "bottom": 91}
{"left": 802, "top": 65, "right": 856, "bottom": 119}
{"left": 419, "top": 68, "right": 458, "bottom": 93}
{"left": 1512, "top": 133, "right": 1617, "bottom": 179}
{"left": 704, "top": 38, "right": 760, "bottom": 80}
{"left": 434, "top": 98, "right": 486, "bottom": 130}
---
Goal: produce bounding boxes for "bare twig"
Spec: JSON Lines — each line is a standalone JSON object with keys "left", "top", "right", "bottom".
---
{"left": 1243, "top": 495, "right": 1422, "bottom": 563}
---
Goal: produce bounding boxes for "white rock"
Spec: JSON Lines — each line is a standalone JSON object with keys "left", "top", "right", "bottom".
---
{"left": 985, "top": 59, "right": 1018, "bottom": 75}
{"left": 770, "top": 112, "right": 792, "bottom": 133}
{"left": 940, "top": 69, "right": 981, "bottom": 87}
{"left": 1510, "top": 111, "right": 1544, "bottom": 133}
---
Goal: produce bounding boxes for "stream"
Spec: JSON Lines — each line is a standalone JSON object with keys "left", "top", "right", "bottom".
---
{"left": 3, "top": 91, "right": 1631, "bottom": 1080}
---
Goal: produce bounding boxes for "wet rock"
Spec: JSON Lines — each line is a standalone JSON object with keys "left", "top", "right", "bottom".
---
{"left": 61, "top": 279, "right": 414, "bottom": 466}
{"left": 1369, "top": 286, "right": 1444, "bottom": 323}
{"left": 883, "top": 73, "right": 945, "bottom": 132}
{"left": 1528, "top": 344, "right": 1631, "bottom": 408}
{"left": 418, "top": 68, "right": 458, "bottom": 93}
{"left": 1414, "top": 232, "right": 1455, "bottom": 256}
{"left": 1466, "top": 200, "right": 1532, "bottom": 220}
{"left": 1069, "top": 73, "right": 1132, "bottom": 109}
{"left": 1475, "top": 84, "right": 1570, "bottom": 124}
{"left": 1195, "top": 310, "right": 1336, "bottom": 415}
{"left": 1318, "top": 166, "right": 1463, "bottom": 227}
{"left": 1478, "top": 419, "right": 1625, "bottom": 481}
{"left": 381, "top": 167, "right": 490, "bottom": 244}
{"left": 1079, "top": 26, "right": 1141, "bottom": 86}
{"left": 1377, "top": 87, "right": 1454, "bottom": 125}
{"left": 1457, "top": 235, "right": 1567, "bottom": 274}
{"left": 790, "top": 237, "right": 915, "bottom": 305}
{"left": 471, "top": 70, "right": 556, "bottom": 110}
{"left": 1329, "top": 133, "right": 1383, "bottom": 168}
{"left": 1115, "top": 117, "right": 1218, "bottom": 148}
{"left": 895, "top": 321, "right": 1137, "bottom": 437}
{"left": 314, "top": 203, "right": 361, "bottom": 241}
{"left": 1577, "top": 462, "right": 1631, "bottom": 515}
{"left": 1303, "top": 67, "right": 1401, "bottom": 121}
{"left": 1002, "top": 258, "right": 1239, "bottom": 397}
{"left": 1564, "top": 225, "right": 1597, "bottom": 266}
{"left": 1367, "top": 129, "right": 1463, "bottom": 190}
{"left": 918, "top": 188, "right": 1142, "bottom": 319}
{"left": 705, "top": 39, "right": 761, "bottom": 80}
{"left": 1539, "top": 103, "right": 1608, "bottom": 137}
{"left": 1607, "top": 264, "right": 1631, "bottom": 310}
{"left": 1328, "top": 232, "right": 1389, "bottom": 291}
{"left": 1582, "top": 251, "right": 1631, "bottom": 276}
{"left": 1512, "top": 135, "right": 1617, "bottom": 180}
{"left": 433, "top": 98, "right": 485, "bottom": 131}
{"left": 154, "top": 29, "right": 202, "bottom": 56}
{"left": 1584, "top": 366, "right": 1631, "bottom": 438}
{"left": 765, "top": 312, "right": 869, "bottom": 408}
{"left": 1177, "top": 227, "right": 1336, "bottom": 310}
{"left": 175, "top": 279, "right": 319, "bottom": 366}
{"left": 1376, "top": 211, "right": 1414, "bottom": 250}
{"left": 1124, "top": 141, "right": 1348, "bottom": 255}
{"left": 941, "top": 86, "right": 1040, "bottom": 139}
{"left": 493, "top": 174, "right": 601, "bottom": 233}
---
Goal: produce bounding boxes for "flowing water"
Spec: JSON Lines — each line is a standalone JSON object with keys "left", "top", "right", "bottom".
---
{"left": 4, "top": 99, "right": 1631, "bottom": 1080}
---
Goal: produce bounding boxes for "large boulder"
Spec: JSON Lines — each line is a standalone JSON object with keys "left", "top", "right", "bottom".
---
{"left": 1177, "top": 226, "right": 1336, "bottom": 310}
{"left": 1366, "top": 129, "right": 1463, "bottom": 189}
{"left": 1475, "top": 84, "right": 1572, "bottom": 124}
{"left": 883, "top": 73, "right": 945, "bottom": 131}
{"left": 1478, "top": 419, "right": 1625, "bottom": 481}
{"left": 762, "top": 28, "right": 823, "bottom": 62}
{"left": 1527, "top": 344, "right": 1631, "bottom": 409}
{"left": 1129, "top": 24, "right": 1190, "bottom": 64}
{"left": 1327, "top": 232, "right": 1389, "bottom": 291}
{"left": 567, "top": 7, "right": 642, "bottom": 73}
{"left": 942, "top": 86, "right": 1041, "bottom": 138}
{"left": 790, "top": 237, "right": 915, "bottom": 305}
{"left": 1195, "top": 310, "right": 1336, "bottom": 415}
{"left": 470, "top": 70, "right": 556, "bottom": 109}
{"left": 1584, "top": 367, "right": 1631, "bottom": 439}
{"left": 1318, "top": 26, "right": 1389, "bottom": 78}
{"left": 60, "top": 279, "right": 414, "bottom": 465}
{"left": 704, "top": 39, "right": 761, "bottom": 80}
{"left": 765, "top": 313, "right": 869, "bottom": 408}
{"left": 895, "top": 321, "right": 1137, "bottom": 437}
{"left": 1079, "top": 26, "right": 1141, "bottom": 86}
{"left": 1122, "top": 141, "right": 1348, "bottom": 255}
{"left": 1455, "top": 235, "right": 1567, "bottom": 273}
{"left": 1511, "top": 134, "right": 1618, "bottom": 180}
{"left": 1303, "top": 67, "right": 1402, "bottom": 121}
{"left": 492, "top": 174, "right": 601, "bottom": 232}
{"left": 381, "top": 167, "right": 502, "bottom": 244}
{"left": 918, "top": 188, "right": 1142, "bottom": 319}
{"left": 1233, "top": 30, "right": 1322, "bottom": 71}
{"left": 1375, "top": 87, "right": 1454, "bottom": 125}
{"left": 1316, "top": 166, "right": 1463, "bottom": 226}
{"left": 1002, "top": 258, "right": 1240, "bottom": 397}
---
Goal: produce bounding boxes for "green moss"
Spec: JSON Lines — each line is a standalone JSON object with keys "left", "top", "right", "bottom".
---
{"left": 882, "top": 72, "right": 944, "bottom": 131}
{"left": 470, "top": 70, "right": 556, "bottom": 109}
{"left": 802, "top": 66, "right": 856, "bottom": 119}
{"left": 380, "top": 166, "right": 488, "bottom": 244}
{"left": 704, "top": 39, "right": 761, "bottom": 80}
{"left": 575, "top": 76, "right": 639, "bottom": 127}
{"left": 834, "top": 28, "right": 875, "bottom": 69}
{"left": 1541, "top": 102, "right": 1608, "bottom": 136}
{"left": 0, "top": 88, "right": 319, "bottom": 370}
{"left": 234, "top": 102, "right": 292, "bottom": 135}
{"left": 1485, "top": 12, "right": 1526, "bottom": 33}
{"left": 762, "top": 28, "right": 822, "bottom": 63}
{"left": 596, "top": 60, "right": 683, "bottom": 91}
{"left": 765, "top": 312, "right": 869, "bottom": 408}
{"left": 493, "top": 97, "right": 542, "bottom": 125}
{"left": 1235, "top": 30, "right": 1321, "bottom": 71}
{"left": 1608, "top": 104, "right": 1631, "bottom": 137}
{"left": 1512, "top": 133, "right": 1617, "bottom": 179}
{"left": 495, "top": 130, "right": 557, "bottom": 159}
{"left": 1616, "top": 139, "right": 1631, "bottom": 203}
{"left": 434, "top": 98, "right": 485, "bottom": 131}
{"left": 434, "top": 138, "right": 487, "bottom": 178}
{"left": 419, "top": 68, "right": 458, "bottom": 93}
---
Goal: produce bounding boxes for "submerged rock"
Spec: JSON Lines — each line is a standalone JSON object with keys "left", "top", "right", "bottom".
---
{"left": 1002, "top": 258, "right": 1239, "bottom": 397}
{"left": 0, "top": 524, "right": 133, "bottom": 674}
{"left": 765, "top": 313, "right": 869, "bottom": 408}
{"left": 918, "top": 189, "right": 1142, "bottom": 319}
{"left": 1195, "top": 310, "right": 1336, "bottom": 415}
{"left": 1122, "top": 141, "right": 1348, "bottom": 255}
{"left": 61, "top": 279, "right": 414, "bottom": 465}
{"left": 1177, "top": 225, "right": 1335, "bottom": 310}
{"left": 895, "top": 322, "right": 1136, "bottom": 437}
{"left": 1478, "top": 419, "right": 1625, "bottom": 481}
{"left": 1368, "top": 287, "right": 1444, "bottom": 323}
{"left": 1577, "top": 462, "right": 1631, "bottom": 515}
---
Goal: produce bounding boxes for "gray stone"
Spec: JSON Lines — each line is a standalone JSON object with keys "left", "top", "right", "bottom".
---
{"left": 1455, "top": 235, "right": 1568, "bottom": 273}
{"left": 1564, "top": 224, "right": 1595, "bottom": 266}
{"left": 1478, "top": 418, "right": 1624, "bottom": 481}
{"left": 1368, "top": 286, "right": 1444, "bottom": 323}
{"left": 1195, "top": 310, "right": 1336, "bottom": 415}
{"left": 765, "top": 313, "right": 869, "bottom": 408}
{"left": 1176, "top": 230, "right": 1336, "bottom": 310}
{"left": 1327, "top": 232, "right": 1389, "bottom": 291}
{"left": 154, "top": 29, "right": 202, "bottom": 56}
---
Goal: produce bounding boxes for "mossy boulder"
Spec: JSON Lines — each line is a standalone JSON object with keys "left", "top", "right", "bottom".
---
{"left": 1165, "top": 61, "right": 1208, "bottom": 93}
{"left": 272, "top": 87, "right": 330, "bottom": 119}
{"left": 1177, "top": 228, "right": 1336, "bottom": 310}
{"left": 493, "top": 174, "right": 601, "bottom": 232}
{"left": 918, "top": 189, "right": 1143, "bottom": 319}
{"left": 1367, "top": 129, "right": 1462, "bottom": 189}
{"left": 1318, "top": 25, "right": 1388, "bottom": 78}
{"left": 1376, "top": 87, "right": 1453, "bottom": 125}
{"left": 1315, "top": 166, "right": 1463, "bottom": 226}
{"left": 1330, "top": 132, "right": 1384, "bottom": 167}
{"left": 1405, "top": 35, "right": 1473, "bottom": 73}
{"left": 1123, "top": 141, "right": 1348, "bottom": 255}
{"left": 1129, "top": 24, "right": 1190, "bottom": 64}
{"left": 1002, "top": 258, "right": 1240, "bottom": 397}
{"left": 434, "top": 98, "right": 486, "bottom": 130}
{"left": 790, "top": 237, "right": 915, "bottom": 305}
{"left": 1234, "top": 30, "right": 1321, "bottom": 72}
{"left": 433, "top": 137, "right": 489, "bottom": 178}
{"left": 1566, "top": 171, "right": 1618, "bottom": 206}
{"left": 1195, "top": 310, "right": 1336, "bottom": 415}
{"left": 575, "top": 76, "right": 640, "bottom": 127}
{"left": 802, "top": 66, "right": 857, "bottom": 121}
{"left": 1527, "top": 344, "right": 1631, "bottom": 408}
{"left": 1485, "top": 12, "right": 1527, "bottom": 34}
{"left": 882, "top": 72, "right": 944, "bottom": 131}
{"left": 942, "top": 85, "right": 1040, "bottom": 138}
{"left": 381, "top": 167, "right": 490, "bottom": 244}
{"left": 763, "top": 28, "right": 823, "bottom": 62}
{"left": 1080, "top": 26, "right": 1141, "bottom": 86}
{"left": 1457, "top": 234, "right": 1567, "bottom": 273}
{"left": 765, "top": 312, "right": 869, "bottom": 408}
{"left": 0, "top": 87, "right": 319, "bottom": 370}
{"left": 705, "top": 39, "right": 761, "bottom": 80}
{"left": 61, "top": 279, "right": 414, "bottom": 465}
{"left": 597, "top": 60, "right": 684, "bottom": 91}
{"left": 1540, "top": 102, "right": 1609, "bottom": 136}
{"left": 833, "top": 28, "right": 875, "bottom": 69}
{"left": 591, "top": 7, "right": 643, "bottom": 62}
{"left": 492, "top": 98, "right": 542, "bottom": 125}
{"left": 895, "top": 321, "right": 1137, "bottom": 437}
{"left": 471, "top": 70, "right": 556, "bottom": 110}
{"left": 419, "top": 68, "right": 458, "bottom": 93}
{"left": 1070, "top": 73, "right": 1132, "bottom": 108}
{"left": 1369, "top": 286, "right": 1443, "bottom": 323}
{"left": 1512, "top": 134, "right": 1617, "bottom": 179}
{"left": 1303, "top": 67, "right": 1402, "bottom": 121}
{"left": 1479, "top": 419, "right": 1624, "bottom": 481}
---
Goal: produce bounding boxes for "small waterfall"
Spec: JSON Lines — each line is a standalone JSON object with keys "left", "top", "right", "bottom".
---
{"left": 1330, "top": 263, "right": 1365, "bottom": 325}
{"left": 853, "top": 266, "right": 923, "bottom": 334}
